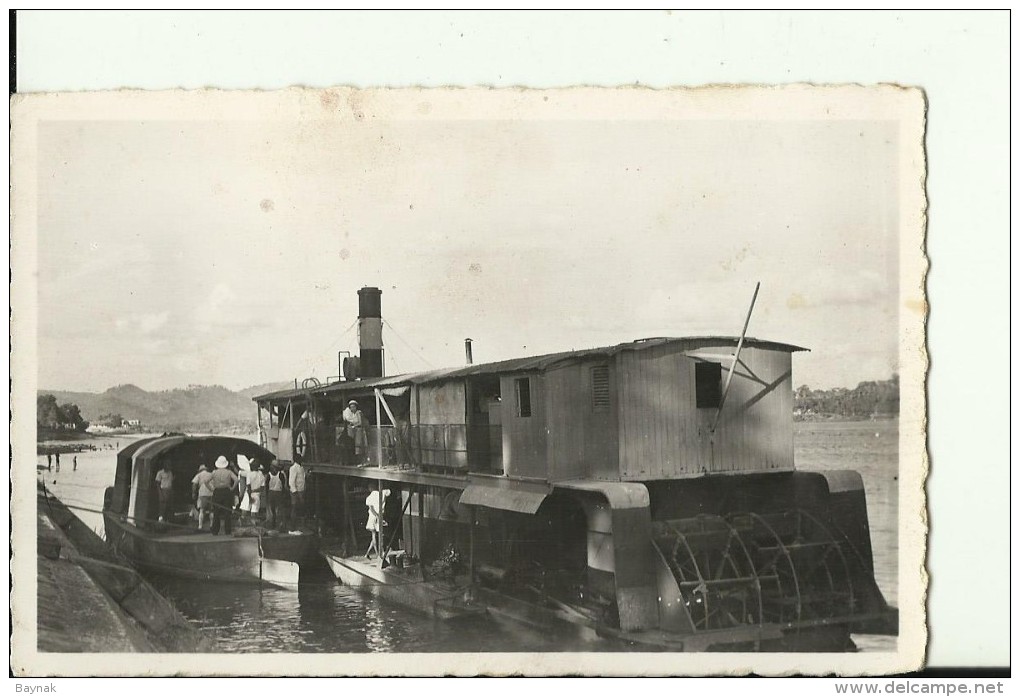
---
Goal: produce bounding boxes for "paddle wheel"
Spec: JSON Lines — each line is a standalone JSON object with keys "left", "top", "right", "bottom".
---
{"left": 651, "top": 510, "right": 863, "bottom": 637}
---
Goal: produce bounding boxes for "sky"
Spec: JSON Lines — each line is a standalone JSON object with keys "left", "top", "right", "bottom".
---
{"left": 36, "top": 109, "right": 900, "bottom": 393}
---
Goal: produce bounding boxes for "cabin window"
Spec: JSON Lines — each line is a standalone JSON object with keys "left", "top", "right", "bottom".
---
{"left": 695, "top": 362, "right": 723, "bottom": 408}
{"left": 591, "top": 365, "right": 610, "bottom": 413}
{"left": 515, "top": 377, "right": 532, "bottom": 417}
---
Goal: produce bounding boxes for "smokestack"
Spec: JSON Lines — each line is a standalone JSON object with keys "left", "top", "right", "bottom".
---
{"left": 357, "top": 287, "right": 383, "bottom": 378}
{"left": 464, "top": 338, "right": 473, "bottom": 365}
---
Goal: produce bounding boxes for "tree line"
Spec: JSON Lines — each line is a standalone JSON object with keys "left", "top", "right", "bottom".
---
{"left": 37, "top": 393, "right": 89, "bottom": 432}
{"left": 794, "top": 375, "right": 899, "bottom": 419}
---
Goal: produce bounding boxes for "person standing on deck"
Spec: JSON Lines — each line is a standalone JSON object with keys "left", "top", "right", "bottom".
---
{"left": 266, "top": 460, "right": 288, "bottom": 529}
{"left": 228, "top": 461, "right": 244, "bottom": 513}
{"left": 246, "top": 462, "right": 267, "bottom": 524}
{"left": 72, "top": 455, "right": 77, "bottom": 471}
{"left": 342, "top": 400, "right": 365, "bottom": 463}
{"left": 154, "top": 462, "right": 174, "bottom": 522}
{"left": 46, "top": 453, "right": 52, "bottom": 470}
{"left": 191, "top": 464, "right": 214, "bottom": 530}
{"left": 55, "top": 452, "right": 60, "bottom": 472}
{"left": 210, "top": 456, "right": 239, "bottom": 535}
{"left": 288, "top": 460, "right": 307, "bottom": 526}
{"left": 364, "top": 488, "right": 390, "bottom": 559}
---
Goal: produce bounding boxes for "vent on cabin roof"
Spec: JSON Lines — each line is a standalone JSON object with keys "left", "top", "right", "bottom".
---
{"left": 591, "top": 365, "right": 610, "bottom": 413}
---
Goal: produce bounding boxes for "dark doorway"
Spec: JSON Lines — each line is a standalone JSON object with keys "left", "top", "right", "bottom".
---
{"left": 465, "top": 376, "right": 503, "bottom": 474}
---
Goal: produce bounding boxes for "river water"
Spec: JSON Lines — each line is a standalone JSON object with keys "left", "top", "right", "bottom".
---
{"left": 37, "top": 419, "right": 898, "bottom": 653}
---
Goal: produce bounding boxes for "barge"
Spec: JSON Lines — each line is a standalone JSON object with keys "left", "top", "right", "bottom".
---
{"left": 102, "top": 435, "right": 321, "bottom": 586}
{"left": 253, "top": 286, "right": 897, "bottom": 650}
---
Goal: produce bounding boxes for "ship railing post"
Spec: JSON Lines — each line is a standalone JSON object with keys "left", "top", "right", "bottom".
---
{"left": 377, "top": 479, "right": 384, "bottom": 568}
{"left": 255, "top": 402, "right": 263, "bottom": 447}
{"left": 417, "top": 487, "right": 424, "bottom": 578}
{"left": 375, "top": 391, "right": 383, "bottom": 467}
{"left": 288, "top": 399, "right": 294, "bottom": 461}
{"left": 343, "top": 477, "right": 356, "bottom": 552}
{"left": 468, "top": 505, "right": 475, "bottom": 591}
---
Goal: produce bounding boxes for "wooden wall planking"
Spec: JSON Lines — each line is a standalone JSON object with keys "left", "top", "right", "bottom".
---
{"left": 501, "top": 373, "right": 547, "bottom": 479}
{"left": 618, "top": 343, "right": 795, "bottom": 479}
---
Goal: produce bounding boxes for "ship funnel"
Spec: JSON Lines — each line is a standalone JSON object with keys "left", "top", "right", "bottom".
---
{"left": 465, "top": 338, "right": 473, "bottom": 365}
{"left": 356, "top": 287, "right": 384, "bottom": 378}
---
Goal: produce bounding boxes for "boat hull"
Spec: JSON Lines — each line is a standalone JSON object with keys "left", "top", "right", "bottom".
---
{"left": 103, "top": 512, "right": 318, "bottom": 587}
{"left": 322, "top": 551, "right": 484, "bottom": 618}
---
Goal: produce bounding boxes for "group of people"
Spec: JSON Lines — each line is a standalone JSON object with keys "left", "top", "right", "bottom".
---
{"left": 43, "top": 452, "right": 77, "bottom": 471}
{"left": 154, "top": 455, "right": 309, "bottom": 536}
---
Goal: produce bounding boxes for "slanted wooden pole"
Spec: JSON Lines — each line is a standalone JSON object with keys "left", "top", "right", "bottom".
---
{"left": 711, "top": 282, "right": 760, "bottom": 435}
{"left": 382, "top": 493, "right": 412, "bottom": 560}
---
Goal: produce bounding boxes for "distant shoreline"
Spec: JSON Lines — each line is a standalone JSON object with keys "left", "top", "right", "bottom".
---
{"left": 36, "top": 427, "right": 98, "bottom": 442}
{"left": 794, "top": 413, "right": 898, "bottom": 423}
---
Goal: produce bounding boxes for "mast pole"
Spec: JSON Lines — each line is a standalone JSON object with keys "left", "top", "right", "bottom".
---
{"left": 711, "top": 282, "right": 761, "bottom": 435}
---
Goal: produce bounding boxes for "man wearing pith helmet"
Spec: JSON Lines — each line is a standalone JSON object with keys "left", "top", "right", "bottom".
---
{"left": 342, "top": 399, "right": 365, "bottom": 463}
{"left": 209, "top": 455, "right": 239, "bottom": 535}
{"left": 342, "top": 399, "right": 363, "bottom": 430}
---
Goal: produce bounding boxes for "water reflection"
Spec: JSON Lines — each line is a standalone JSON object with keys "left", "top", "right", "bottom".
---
{"left": 363, "top": 598, "right": 395, "bottom": 653}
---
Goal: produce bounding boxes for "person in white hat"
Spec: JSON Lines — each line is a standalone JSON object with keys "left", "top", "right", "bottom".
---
{"left": 342, "top": 399, "right": 365, "bottom": 463}
{"left": 209, "top": 455, "right": 239, "bottom": 535}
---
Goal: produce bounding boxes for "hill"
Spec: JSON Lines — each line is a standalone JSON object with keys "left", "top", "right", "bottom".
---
{"left": 38, "top": 381, "right": 291, "bottom": 434}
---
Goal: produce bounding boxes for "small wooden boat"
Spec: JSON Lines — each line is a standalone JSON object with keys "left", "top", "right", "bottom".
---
{"left": 322, "top": 548, "right": 486, "bottom": 620}
{"left": 102, "top": 435, "right": 321, "bottom": 587}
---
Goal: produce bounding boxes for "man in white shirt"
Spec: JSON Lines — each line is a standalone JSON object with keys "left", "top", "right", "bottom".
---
{"left": 364, "top": 488, "right": 390, "bottom": 559}
{"left": 266, "top": 460, "right": 288, "bottom": 529}
{"left": 342, "top": 400, "right": 363, "bottom": 430}
{"left": 341, "top": 400, "right": 365, "bottom": 464}
{"left": 288, "top": 460, "right": 307, "bottom": 524}
{"left": 246, "top": 462, "right": 267, "bottom": 523}
{"left": 154, "top": 463, "right": 175, "bottom": 522}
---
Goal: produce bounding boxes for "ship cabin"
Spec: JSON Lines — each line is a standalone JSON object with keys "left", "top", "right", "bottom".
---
{"left": 254, "top": 336, "right": 805, "bottom": 483}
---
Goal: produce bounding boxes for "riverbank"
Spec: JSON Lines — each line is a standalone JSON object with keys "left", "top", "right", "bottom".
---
{"left": 37, "top": 485, "right": 211, "bottom": 653}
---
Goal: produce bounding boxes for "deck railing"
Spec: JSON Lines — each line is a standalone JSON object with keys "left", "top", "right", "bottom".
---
{"left": 345, "top": 424, "right": 502, "bottom": 473}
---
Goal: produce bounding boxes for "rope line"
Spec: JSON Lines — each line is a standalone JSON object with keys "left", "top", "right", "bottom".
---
{"left": 43, "top": 496, "right": 278, "bottom": 534}
{"left": 291, "top": 318, "right": 359, "bottom": 377}
{"left": 382, "top": 319, "right": 435, "bottom": 370}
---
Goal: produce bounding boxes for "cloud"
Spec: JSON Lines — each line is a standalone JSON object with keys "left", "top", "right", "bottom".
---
{"left": 785, "top": 268, "right": 887, "bottom": 309}
{"left": 114, "top": 311, "right": 170, "bottom": 336}
{"left": 194, "top": 283, "right": 252, "bottom": 330}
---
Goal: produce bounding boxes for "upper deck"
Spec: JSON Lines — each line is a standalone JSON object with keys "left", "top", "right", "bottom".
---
{"left": 255, "top": 336, "right": 808, "bottom": 483}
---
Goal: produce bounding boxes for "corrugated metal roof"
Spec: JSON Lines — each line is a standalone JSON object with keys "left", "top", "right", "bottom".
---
{"left": 253, "top": 336, "right": 808, "bottom": 402}
{"left": 132, "top": 436, "right": 275, "bottom": 469}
